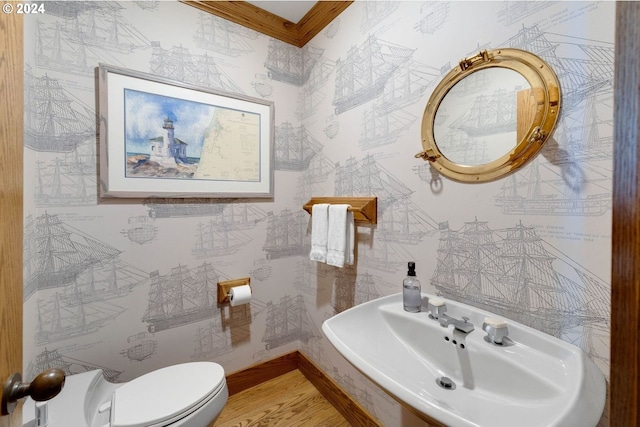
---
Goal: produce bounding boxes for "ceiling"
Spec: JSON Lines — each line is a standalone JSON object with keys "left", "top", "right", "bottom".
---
{"left": 182, "top": 1, "right": 353, "bottom": 47}
{"left": 246, "top": 1, "right": 319, "bottom": 24}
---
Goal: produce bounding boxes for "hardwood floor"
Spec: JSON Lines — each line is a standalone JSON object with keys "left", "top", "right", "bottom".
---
{"left": 213, "top": 369, "right": 352, "bottom": 427}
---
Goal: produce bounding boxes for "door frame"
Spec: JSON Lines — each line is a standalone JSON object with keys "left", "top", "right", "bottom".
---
{"left": 0, "top": 10, "right": 24, "bottom": 427}
{"left": 610, "top": 2, "right": 640, "bottom": 425}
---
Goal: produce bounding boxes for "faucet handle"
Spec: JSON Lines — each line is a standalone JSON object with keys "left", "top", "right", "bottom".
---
{"left": 482, "top": 317, "right": 509, "bottom": 345}
{"left": 427, "top": 298, "right": 447, "bottom": 319}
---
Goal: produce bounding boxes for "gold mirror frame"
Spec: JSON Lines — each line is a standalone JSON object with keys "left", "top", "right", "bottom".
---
{"left": 416, "top": 48, "right": 561, "bottom": 183}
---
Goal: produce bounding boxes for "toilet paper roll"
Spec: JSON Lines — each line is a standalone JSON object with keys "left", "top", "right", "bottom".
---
{"left": 229, "top": 284, "right": 252, "bottom": 307}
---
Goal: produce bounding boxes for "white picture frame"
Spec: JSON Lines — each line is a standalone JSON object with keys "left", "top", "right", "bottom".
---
{"left": 98, "top": 64, "right": 274, "bottom": 198}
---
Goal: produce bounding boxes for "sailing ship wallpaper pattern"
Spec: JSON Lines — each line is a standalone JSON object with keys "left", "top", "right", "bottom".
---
{"left": 22, "top": 1, "right": 613, "bottom": 426}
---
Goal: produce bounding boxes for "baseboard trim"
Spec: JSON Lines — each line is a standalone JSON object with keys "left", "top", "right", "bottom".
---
{"left": 297, "top": 351, "right": 382, "bottom": 427}
{"left": 224, "top": 350, "right": 380, "bottom": 426}
{"left": 225, "top": 351, "right": 299, "bottom": 395}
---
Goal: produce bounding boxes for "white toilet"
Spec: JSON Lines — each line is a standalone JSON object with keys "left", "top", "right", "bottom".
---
{"left": 23, "top": 362, "right": 228, "bottom": 427}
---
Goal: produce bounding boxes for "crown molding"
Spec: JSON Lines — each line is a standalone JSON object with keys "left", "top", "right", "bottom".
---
{"left": 181, "top": 1, "right": 353, "bottom": 47}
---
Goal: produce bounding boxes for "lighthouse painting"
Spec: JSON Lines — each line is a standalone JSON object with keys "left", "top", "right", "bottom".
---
{"left": 124, "top": 89, "right": 214, "bottom": 179}
{"left": 98, "top": 65, "right": 274, "bottom": 198}
{"left": 149, "top": 117, "right": 188, "bottom": 167}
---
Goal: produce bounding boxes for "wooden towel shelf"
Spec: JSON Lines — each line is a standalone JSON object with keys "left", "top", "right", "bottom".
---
{"left": 302, "top": 197, "right": 377, "bottom": 224}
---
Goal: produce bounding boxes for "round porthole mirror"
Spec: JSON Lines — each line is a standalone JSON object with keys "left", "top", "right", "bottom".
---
{"left": 416, "top": 48, "right": 561, "bottom": 183}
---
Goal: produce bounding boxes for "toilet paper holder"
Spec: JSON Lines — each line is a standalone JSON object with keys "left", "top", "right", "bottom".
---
{"left": 217, "top": 277, "right": 251, "bottom": 304}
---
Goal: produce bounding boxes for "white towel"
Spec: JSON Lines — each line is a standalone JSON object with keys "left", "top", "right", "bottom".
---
{"left": 346, "top": 210, "right": 355, "bottom": 265}
{"left": 309, "top": 203, "right": 329, "bottom": 262}
{"left": 326, "top": 204, "right": 354, "bottom": 268}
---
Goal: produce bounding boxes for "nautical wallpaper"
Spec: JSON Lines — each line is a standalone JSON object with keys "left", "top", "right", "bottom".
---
{"left": 22, "top": 1, "right": 613, "bottom": 426}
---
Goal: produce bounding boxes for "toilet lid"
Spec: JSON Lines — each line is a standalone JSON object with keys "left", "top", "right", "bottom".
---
{"left": 111, "top": 362, "right": 225, "bottom": 427}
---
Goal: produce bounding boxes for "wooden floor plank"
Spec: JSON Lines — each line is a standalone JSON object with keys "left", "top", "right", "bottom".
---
{"left": 247, "top": 390, "right": 344, "bottom": 427}
{"left": 215, "top": 370, "right": 309, "bottom": 422}
{"left": 213, "top": 370, "right": 351, "bottom": 427}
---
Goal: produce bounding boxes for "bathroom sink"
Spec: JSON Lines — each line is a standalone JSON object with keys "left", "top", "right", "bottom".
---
{"left": 322, "top": 293, "right": 605, "bottom": 427}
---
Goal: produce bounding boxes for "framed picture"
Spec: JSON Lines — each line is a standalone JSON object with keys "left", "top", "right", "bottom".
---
{"left": 97, "top": 64, "right": 274, "bottom": 198}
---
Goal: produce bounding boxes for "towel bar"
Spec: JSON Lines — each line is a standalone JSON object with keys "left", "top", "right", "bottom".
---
{"left": 302, "top": 197, "right": 377, "bottom": 224}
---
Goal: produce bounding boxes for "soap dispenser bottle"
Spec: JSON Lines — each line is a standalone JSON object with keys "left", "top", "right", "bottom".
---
{"left": 403, "top": 261, "right": 421, "bottom": 312}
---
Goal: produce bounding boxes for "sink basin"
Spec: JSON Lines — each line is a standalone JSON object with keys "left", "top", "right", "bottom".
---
{"left": 322, "top": 293, "right": 606, "bottom": 427}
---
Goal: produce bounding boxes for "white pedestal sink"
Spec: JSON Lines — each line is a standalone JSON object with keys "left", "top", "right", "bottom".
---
{"left": 322, "top": 293, "right": 606, "bottom": 427}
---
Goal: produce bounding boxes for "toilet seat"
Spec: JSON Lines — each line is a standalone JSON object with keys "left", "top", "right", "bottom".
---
{"left": 110, "top": 362, "right": 226, "bottom": 427}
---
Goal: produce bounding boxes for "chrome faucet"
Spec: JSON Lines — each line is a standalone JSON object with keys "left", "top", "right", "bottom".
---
{"left": 482, "top": 317, "right": 509, "bottom": 344}
{"left": 438, "top": 314, "right": 475, "bottom": 333}
{"left": 427, "top": 298, "right": 475, "bottom": 333}
{"left": 427, "top": 298, "right": 447, "bottom": 318}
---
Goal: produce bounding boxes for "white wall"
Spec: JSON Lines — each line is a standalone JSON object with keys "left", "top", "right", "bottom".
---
{"left": 22, "top": 1, "right": 613, "bottom": 426}
{"left": 299, "top": 2, "right": 613, "bottom": 425}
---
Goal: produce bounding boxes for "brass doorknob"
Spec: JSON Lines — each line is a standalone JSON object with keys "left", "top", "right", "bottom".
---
{"left": 1, "top": 369, "right": 66, "bottom": 415}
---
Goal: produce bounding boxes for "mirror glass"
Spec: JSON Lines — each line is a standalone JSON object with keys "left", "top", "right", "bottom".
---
{"left": 434, "top": 68, "right": 531, "bottom": 166}
{"left": 417, "top": 48, "right": 561, "bottom": 183}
